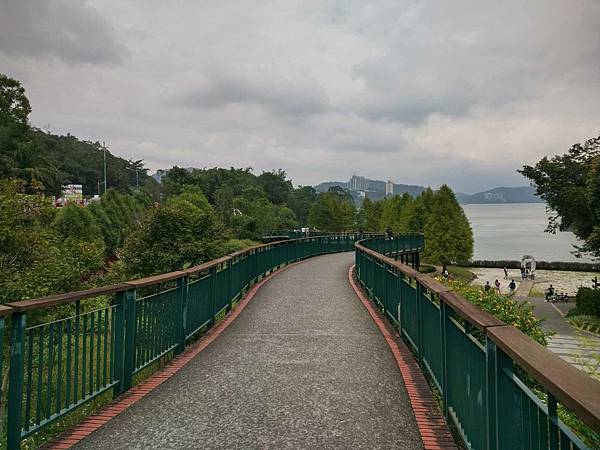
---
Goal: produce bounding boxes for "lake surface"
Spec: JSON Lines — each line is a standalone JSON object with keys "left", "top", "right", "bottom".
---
{"left": 462, "top": 203, "right": 592, "bottom": 263}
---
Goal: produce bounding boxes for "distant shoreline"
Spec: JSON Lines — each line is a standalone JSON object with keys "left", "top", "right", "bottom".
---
{"left": 459, "top": 260, "right": 600, "bottom": 272}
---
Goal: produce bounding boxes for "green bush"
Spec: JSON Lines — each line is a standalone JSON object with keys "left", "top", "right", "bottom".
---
{"left": 439, "top": 278, "right": 550, "bottom": 345}
{"left": 571, "top": 287, "right": 600, "bottom": 317}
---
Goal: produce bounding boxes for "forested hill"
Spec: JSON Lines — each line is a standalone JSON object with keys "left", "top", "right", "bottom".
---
{"left": 456, "top": 186, "right": 542, "bottom": 204}
{"left": 1, "top": 127, "right": 157, "bottom": 197}
{"left": 28, "top": 129, "right": 157, "bottom": 196}
{"left": 0, "top": 73, "right": 156, "bottom": 197}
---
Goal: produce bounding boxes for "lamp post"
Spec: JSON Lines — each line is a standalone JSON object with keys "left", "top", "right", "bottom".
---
{"left": 103, "top": 141, "right": 107, "bottom": 194}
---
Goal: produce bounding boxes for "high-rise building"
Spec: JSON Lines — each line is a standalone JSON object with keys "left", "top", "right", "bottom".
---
{"left": 385, "top": 180, "right": 394, "bottom": 195}
{"left": 347, "top": 175, "right": 370, "bottom": 191}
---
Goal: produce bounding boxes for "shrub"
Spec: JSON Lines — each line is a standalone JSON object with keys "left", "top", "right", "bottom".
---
{"left": 439, "top": 278, "right": 550, "bottom": 345}
{"left": 570, "top": 287, "right": 600, "bottom": 317}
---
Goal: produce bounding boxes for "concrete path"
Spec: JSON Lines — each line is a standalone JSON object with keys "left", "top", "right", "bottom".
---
{"left": 515, "top": 279, "right": 533, "bottom": 297}
{"left": 525, "top": 296, "right": 600, "bottom": 377}
{"left": 75, "top": 253, "right": 423, "bottom": 449}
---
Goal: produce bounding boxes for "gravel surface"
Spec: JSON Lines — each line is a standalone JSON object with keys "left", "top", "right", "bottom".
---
{"left": 75, "top": 253, "right": 423, "bottom": 450}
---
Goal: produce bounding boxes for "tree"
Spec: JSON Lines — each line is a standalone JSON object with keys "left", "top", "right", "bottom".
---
{"left": 288, "top": 185, "right": 317, "bottom": 226}
{"left": 308, "top": 192, "right": 356, "bottom": 231}
{"left": 359, "top": 197, "right": 383, "bottom": 232}
{"left": 379, "top": 194, "right": 413, "bottom": 233}
{"left": 409, "top": 188, "right": 434, "bottom": 233}
{"left": 52, "top": 204, "right": 103, "bottom": 244}
{"left": 0, "top": 74, "right": 31, "bottom": 128}
{"left": 0, "top": 179, "right": 104, "bottom": 304}
{"left": 257, "top": 169, "right": 292, "bottom": 205}
{"left": 328, "top": 185, "right": 354, "bottom": 205}
{"left": 519, "top": 134, "right": 600, "bottom": 258}
{"left": 423, "top": 185, "right": 473, "bottom": 265}
{"left": 118, "top": 194, "right": 226, "bottom": 278}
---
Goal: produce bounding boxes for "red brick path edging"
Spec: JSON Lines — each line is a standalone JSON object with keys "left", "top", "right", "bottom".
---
{"left": 348, "top": 265, "right": 458, "bottom": 450}
{"left": 43, "top": 262, "right": 300, "bottom": 450}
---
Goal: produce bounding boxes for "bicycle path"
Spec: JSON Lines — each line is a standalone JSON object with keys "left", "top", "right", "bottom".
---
{"left": 74, "top": 253, "right": 424, "bottom": 449}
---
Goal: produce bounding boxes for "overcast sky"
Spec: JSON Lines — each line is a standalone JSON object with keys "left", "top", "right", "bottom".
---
{"left": 1, "top": 0, "right": 599, "bottom": 193}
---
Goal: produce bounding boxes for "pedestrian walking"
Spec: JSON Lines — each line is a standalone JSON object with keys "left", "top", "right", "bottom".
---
{"left": 508, "top": 279, "right": 516, "bottom": 295}
{"left": 494, "top": 279, "right": 501, "bottom": 294}
{"left": 520, "top": 267, "right": 525, "bottom": 280}
{"left": 503, "top": 267, "right": 508, "bottom": 279}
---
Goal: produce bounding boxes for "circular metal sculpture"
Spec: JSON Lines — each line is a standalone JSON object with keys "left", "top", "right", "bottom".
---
{"left": 521, "top": 255, "right": 536, "bottom": 279}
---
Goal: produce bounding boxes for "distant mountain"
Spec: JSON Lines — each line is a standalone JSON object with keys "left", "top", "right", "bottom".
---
{"left": 457, "top": 186, "right": 542, "bottom": 204}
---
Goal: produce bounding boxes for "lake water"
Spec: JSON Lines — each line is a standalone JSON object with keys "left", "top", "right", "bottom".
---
{"left": 462, "top": 203, "right": 592, "bottom": 263}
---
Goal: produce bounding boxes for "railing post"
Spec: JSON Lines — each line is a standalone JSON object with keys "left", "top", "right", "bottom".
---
{"left": 548, "top": 393, "right": 559, "bottom": 450}
{"left": 210, "top": 266, "right": 217, "bottom": 325}
{"left": 486, "top": 338, "right": 512, "bottom": 450}
{"left": 112, "top": 292, "right": 126, "bottom": 396}
{"left": 415, "top": 281, "right": 423, "bottom": 362}
{"left": 175, "top": 275, "right": 188, "bottom": 354}
{"left": 122, "top": 288, "right": 136, "bottom": 392}
{"left": 440, "top": 300, "right": 449, "bottom": 420}
{"left": 7, "top": 311, "right": 26, "bottom": 450}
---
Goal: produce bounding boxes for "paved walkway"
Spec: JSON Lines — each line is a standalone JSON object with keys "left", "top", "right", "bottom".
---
{"left": 74, "top": 253, "right": 423, "bottom": 449}
{"left": 524, "top": 296, "right": 600, "bottom": 377}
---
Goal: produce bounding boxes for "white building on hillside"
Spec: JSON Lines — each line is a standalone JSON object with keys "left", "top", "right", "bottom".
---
{"left": 385, "top": 180, "right": 394, "bottom": 195}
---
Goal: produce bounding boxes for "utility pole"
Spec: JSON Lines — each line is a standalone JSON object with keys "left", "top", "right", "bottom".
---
{"left": 103, "top": 141, "right": 107, "bottom": 194}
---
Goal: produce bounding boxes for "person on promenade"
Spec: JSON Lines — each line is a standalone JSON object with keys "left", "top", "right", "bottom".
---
{"left": 520, "top": 267, "right": 525, "bottom": 280}
{"left": 503, "top": 267, "right": 508, "bottom": 279}
{"left": 494, "top": 279, "right": 501, "bottom": 294}
{"left": 508, "top": 279, "right": 516, "bottom": 295}
{"left": 484, "top": 281, "right": 491, "bottom": 293}
{"left": 545, "top": 284, "right": 555, "bottom": 302}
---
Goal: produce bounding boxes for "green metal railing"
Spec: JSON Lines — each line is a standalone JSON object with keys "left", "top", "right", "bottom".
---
{"left": 2, "top": 233, "right": 367, "bottom": 449}
{"left": 356, "top": 236, "right": 600, "bottom": 450}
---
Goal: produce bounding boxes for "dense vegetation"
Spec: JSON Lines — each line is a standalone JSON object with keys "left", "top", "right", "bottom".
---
{"left": 0, "top": 72, "right": 472, "bottom": 291}
{"left": 520, "top": 134, "right": 600, "bottom": 259}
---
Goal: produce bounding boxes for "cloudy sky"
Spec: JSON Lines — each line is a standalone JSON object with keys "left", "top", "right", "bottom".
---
{"left": 1, "top": 0, "right": 599, "bottom": 192}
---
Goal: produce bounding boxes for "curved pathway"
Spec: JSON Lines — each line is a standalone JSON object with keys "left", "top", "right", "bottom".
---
{"left": 74, "top": 253, "right": 423, "bottom": 449}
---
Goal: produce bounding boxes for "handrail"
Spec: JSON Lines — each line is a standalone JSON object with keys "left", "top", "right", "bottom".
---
{"left": 2, "top": 232, "right": 376, "bottom": 450}
{"left": 6, "top": 283, "right": 131, "bottom": 312}
{"left": 355, "top": 237, "right": 600, "bottom": 445}
{"left": 5, "top": 238, "right": 299, "bottom": 312}
{"left": 488, "top": 326, "right": 600, "bottom": 431}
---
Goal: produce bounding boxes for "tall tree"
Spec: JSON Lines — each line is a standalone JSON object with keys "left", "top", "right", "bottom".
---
{"left": 288, "top": 185, "right": 317, "bottom": 226}
{"left": 423, "top": 185, "right": 473, "bottom": 265}
{"left": 257, "top": 169, "right": 293, "bottom": 205}
{"left": 519, "top": 134, "right": 600, "bottom": 258}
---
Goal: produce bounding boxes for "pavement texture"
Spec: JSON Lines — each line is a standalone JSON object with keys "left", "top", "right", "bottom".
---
{"left": 523, "top": 296, "right": 600, "bottom": 376}
{"left": 74, "top": 253, "right": 424, "bottom": 450}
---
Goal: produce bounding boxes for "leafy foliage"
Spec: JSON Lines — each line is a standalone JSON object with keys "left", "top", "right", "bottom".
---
{"left": 0, "top": 179, "right": 105, "bottom": 303}
{"left": 116, "top": 193, "right": 227, "bottom": 278}
{"left": 568, "top": 287, "right": 600, "bottom": 317}
{"left": 441, "top": 277, "right": 549, "bottom": 345}
{"left": 422, "top": 185, "right": 473, "bottom": 265}
{"left": 520, "top": 134, "right": 600, "bottom": 258}
{"left": 308, "top": 190, "right": 356, "bottom": 231}
{"left": 0, "top": 73, "right": 157, "bottom": 196}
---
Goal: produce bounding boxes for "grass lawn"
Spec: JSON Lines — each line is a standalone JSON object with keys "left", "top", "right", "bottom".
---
{"left": 447, "top": 265, "right": 475, "bottom": 282}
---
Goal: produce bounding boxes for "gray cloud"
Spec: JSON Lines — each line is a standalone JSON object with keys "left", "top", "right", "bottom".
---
{"left": 169, "top": 66, "right": 329, "bottom": 117}
{"left": 0, "top": 0, "right": 128, "bottom": 64}
{"left": 0, "top": 0, "right": 598, "bottom": 193}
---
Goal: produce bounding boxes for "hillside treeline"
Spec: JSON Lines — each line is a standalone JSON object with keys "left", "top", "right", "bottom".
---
{"left": 1, "top": 73, "right": 472, "bottom": 306}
